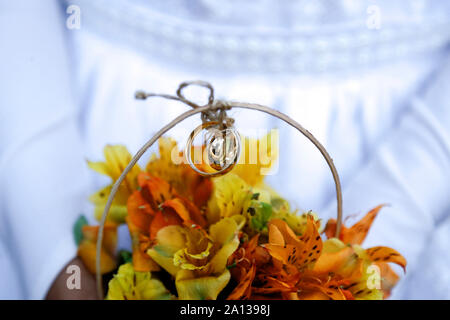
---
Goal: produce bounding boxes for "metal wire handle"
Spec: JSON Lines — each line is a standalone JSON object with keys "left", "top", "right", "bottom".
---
{"left": 95, "top": 81, "right": 343, "bottom": 298}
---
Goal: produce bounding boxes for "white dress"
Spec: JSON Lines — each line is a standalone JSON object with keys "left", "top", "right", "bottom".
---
{"left": 0, "top": 0, "right": 449, "bottom": 299}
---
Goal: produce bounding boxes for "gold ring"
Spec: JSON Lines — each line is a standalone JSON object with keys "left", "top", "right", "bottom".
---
{"left": 185, "top": 121, "right": 241, "bottom": 177}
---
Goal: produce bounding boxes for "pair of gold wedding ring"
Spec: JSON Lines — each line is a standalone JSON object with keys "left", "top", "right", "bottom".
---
{"left": 185, "top": 121, "right": 241, "bottom": 177}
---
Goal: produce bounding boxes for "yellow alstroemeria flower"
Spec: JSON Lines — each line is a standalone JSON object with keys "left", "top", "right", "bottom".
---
{"left": 146, "top": 137, "right": 184, "bottom": 192}
{"left": 106, "top": 263, "right": 173, "bottom": 300}
{"left": 231, "top": 130, "right": 278, "bottom": 187}
{"left": 147, "top": 217, "right": 243, "bottom": 300}
{"left": 207, "top": 174, "right": 252, "bottom": 224}
{"left": 207, "top": 173, "right": 316, "bottom": 237}
{"left": 88, "top": 145, "right": 141, "bottom": 224}
{"left": 147, "top": 225, "right": 187, "bottom": 276}
{"left": 206, "top": 131, "right": 279, "bottom": 223}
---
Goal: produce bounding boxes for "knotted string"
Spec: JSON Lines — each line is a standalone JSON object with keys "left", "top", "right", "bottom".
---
{"left": 135, "top": 80, "right": 234, "bottom": 128}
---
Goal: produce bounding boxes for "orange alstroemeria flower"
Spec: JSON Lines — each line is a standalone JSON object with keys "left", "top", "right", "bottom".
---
{"left": 255, "top": 216, "right": 326, "bottom": 299}
{"left": 228, "top": 208, "right": 406, "bottom": 300}
{"left": 227, "top": 234, "right": 270, "bottom": 300}
{"left": 126, "top": 172, "right": 208, "bottom": 272}
{"left": 227, "top": 215, "right": 324, "bottom": 300}
{"left": 127, "top": 216, "right": 160, "bottom": 272}
{"left": 256, "top": 216, "right": 360, "bottom": 300}
{"left": 324, "top": 205, "right": 407, "bottom": 298}
{"left": 145, "top": 137, "right": 213, "bottom": 209}
{"left": 324, "top": 205, "right": 384, "bottom": 245}
{"left": 77, "top": 223, "right": 118, "bottom": 274}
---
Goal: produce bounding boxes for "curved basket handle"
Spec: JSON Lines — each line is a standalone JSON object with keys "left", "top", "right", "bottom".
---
{"left": 95, "top": 94, "right": 343, "bottom": 299}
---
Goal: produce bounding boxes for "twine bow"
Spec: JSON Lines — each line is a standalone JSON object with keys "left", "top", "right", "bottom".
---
{"left": 135, "top": 80, "right": 235, "bottom": 128}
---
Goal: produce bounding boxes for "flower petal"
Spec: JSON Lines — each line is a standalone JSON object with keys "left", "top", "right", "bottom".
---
{"left": 267, "top": 215, "right": 322, "bottom": 270}
{"left": 209, "top": 217, "right": 239, "bottom": 246}
{"left": 89, "top": 145, "right": 141, "bottom": 192}
{"left": 208, "top": 174, "right": 252, "bottom": 219}
{"left": 77, "top": 223, "right": 118, "bottom": 274}
{"left": 175, "top": 269, "right": 231, "bottom": 300}
{"left": 147, "top": 247, "right": 181, "bottom": 277}
{"left": 161, "top": 198, "right": 192, "bottom": 224}
{"left": 209, "top": 237, "right": 240, "bottom": 275}
{"left": 138, "top": 173, "right": 173, "bottom": 209}
{"left": 230, "top": 132, "right": 278, "bottom": 186}
{"left": 227, "top": 265, "right": 256, "bottom": 300}
{"left": 127, "top": 217, "right": 160, "bottom": 272}
{"left": 268, "top": 222, "right": 286, "bottom": 246}
{"left": 365, "top": 246, "right": 406, "bottom": 271}
{"left": 127, "top": 190, "right": 154, "bottom": 232}
{"left": 146, "top": 225, "right": 186, "bottom": 277}
{"left": 376, "top": 262, "right": 400, "bottom": 298}
{"left": 90, "top": 185, "right": 128, "bottom": 224}
{"left": 107, "top": 263, "right": 173, "bottom": 300}
{"left": 325, "top": 205, "right": 384, "bottom": 245}
{"left": 149, "top": 209, "right": 183, "bottom": 239}
{"left": 77, "top": 241, "right": 117, "bottom": 274}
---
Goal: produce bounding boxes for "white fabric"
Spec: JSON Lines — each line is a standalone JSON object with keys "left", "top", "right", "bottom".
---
{"left": 72, "top": 0, "right": 450, "bottom": 73}
{"left": 0, "top": 0, "right": 449, "bottom": 299}
{"left": 0, "top": 0, "right": 91, "bottom": 299}
{"left": 324, "top": 59, "right": 450, "bottom": 299}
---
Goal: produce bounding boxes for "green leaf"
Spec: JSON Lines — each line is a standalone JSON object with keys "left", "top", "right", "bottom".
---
{"left": 249, "top": 201, "right": 272, "bottom": 232}
{"left": 73, "top": 214, "right": 88, "bottom": 245}
{"left": 260, "top": 202, "right": 272, "bottom": 221}
{"left": 119, "top": 250, "right": 133, "bottom": 264}
{"left": 251, "top": 217, "right": 262, "bottom": 231}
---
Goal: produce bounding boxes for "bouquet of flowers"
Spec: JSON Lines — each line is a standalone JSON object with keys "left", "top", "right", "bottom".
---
{"left": 75, "top": 134, "right": 406, "bottom": 300}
